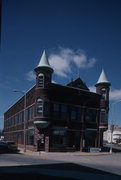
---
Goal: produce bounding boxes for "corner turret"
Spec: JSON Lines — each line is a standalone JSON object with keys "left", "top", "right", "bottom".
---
{"left": 95, "top": 69, "right": 111, "bottom": 147}
{"left": 34, "top": 50, "right": 54, "bottom": 88}
{"left": 95, "top": 69, "right": 111, "bottom": 103}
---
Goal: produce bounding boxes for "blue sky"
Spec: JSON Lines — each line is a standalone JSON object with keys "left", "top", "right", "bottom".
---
{"left": 0, "top": 0, "right": 121, "bottom": 129}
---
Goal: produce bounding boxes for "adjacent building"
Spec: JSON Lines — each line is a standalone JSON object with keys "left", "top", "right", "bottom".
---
{"left": 3, "top": 50, "right": 111, "bottom": 152}
{"left": 104, "top": 125, "right": 121, "bottom": 144}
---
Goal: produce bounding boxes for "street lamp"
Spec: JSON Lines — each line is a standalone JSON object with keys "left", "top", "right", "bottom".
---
{"left": 110, "top": 100, "right": 121, "bottom": 154}
{"left": 13, "top": 90, "right": 26, "bottom": 152}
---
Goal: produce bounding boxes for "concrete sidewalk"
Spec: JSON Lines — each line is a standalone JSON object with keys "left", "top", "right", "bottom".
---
{"left": 19, "top": 148, "right": 110, "bottom": 157}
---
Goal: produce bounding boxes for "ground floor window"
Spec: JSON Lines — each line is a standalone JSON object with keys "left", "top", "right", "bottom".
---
{"left": 51, "top": 128, "right": 67, "bottom": 148}
{"left": 28, "top": 135, "right": 34, "bottom": 145}
{"left": 85, "top": 130, "right": 97, "bottom": 150}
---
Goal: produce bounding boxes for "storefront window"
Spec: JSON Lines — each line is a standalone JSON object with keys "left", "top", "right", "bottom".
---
{"left": 52, "top": 128, "right": 67, "bottom": 147}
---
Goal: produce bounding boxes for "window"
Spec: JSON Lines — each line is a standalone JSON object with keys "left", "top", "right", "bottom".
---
{"left": 26, "top": 109, "right": 30, "bottom": 121}
{"left": 61, "top": 105, "right": 67, "bottom": 112}
{"left": 100, "top": 109, "right": 107, "bottom": 123}
{"left": 38, "top": 73, "right": 44, "bottom": 87}
{"left": 101, "top": 88, "right": 107, "bottom": 100}
{"left": 15, "top": 115, "right": 18, "bottom": 125}
{"left": 29, "top": 135, "right": 34, "bottom": 145}
{"left": 19, "top": 111, "right": 24, "bottom": 123}
{"left": 61, "top": 105, "right": 67, "bottom": 120}
{"left": 52, "top": 128, "right": 67, "bottom": 147}
{"left": 36, "top": 99, "right": 43, "bottom": 116}
{"left": 53, "top": 104, "right": 60, "bottom": 119}
{"left": 77, "top": 108, "right": 83, "bottom": 121}
{"left": 29, "top": 106, "right": 34, "bottom": 120}
{"left": 45, "top": 74, "right": 51, "bottom": 86}
{"left": 54, "top": 104, "right": 59, "bottom": 112}
{"left": 37, "top": 104, "right": 43, "bottom": 115}
{"left": 44, "top": 103, "right": 50, "bottom": 116}
{"left": 28, "top": 128, "right": 34, "bottom": 145}
{"left": 84, "top": 109, "right": 97, "bottom": 123}
{"left": 71, "top": 107, "right": 77, "bottom": 121}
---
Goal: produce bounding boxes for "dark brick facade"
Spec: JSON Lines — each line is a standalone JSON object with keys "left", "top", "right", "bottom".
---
{"left": 3, "top": 52, "right": 110, "bottom": 152}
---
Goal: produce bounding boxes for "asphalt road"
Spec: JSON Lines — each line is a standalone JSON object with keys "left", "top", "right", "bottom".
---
{"left": 0, "top": 153, "right": 121, "bottom": 180}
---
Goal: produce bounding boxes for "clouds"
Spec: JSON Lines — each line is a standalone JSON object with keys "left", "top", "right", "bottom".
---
{"left": 89, "top": 86, "right": 96, "bottom": 93}
{"left": 26, "top": 47, "right": 97, "bottom": 81}
{"left": 110, "top": 89, "right": 121, "bottom": 101}
{"left": 49, "top": 47, "right": 97, "bottom": 78}
{"left": 89, "top": 86, "right": 121, "bottom": 102}
{"left": 26, "top": 71, "right": 36, "bottom": 81}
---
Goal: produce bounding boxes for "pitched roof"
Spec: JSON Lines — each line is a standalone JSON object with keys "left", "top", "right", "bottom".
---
{"left": 35, "top": 50, "right": 53, "bottom": 72}
{"left": 67, "top": 77, "right": 89, "bottom": 91}
{"left": 96, "top": 69, "right": 110, "bottom": 85}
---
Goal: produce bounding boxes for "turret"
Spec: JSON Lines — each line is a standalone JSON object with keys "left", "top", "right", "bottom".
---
{"left": 95, "top": 69, "right": 111, "bottom": 147}
{"left": 95, "top": 69, "right": 111, "bottom": 107}
{"left": 34, "top": 50, "right": 54, "bottom": 88}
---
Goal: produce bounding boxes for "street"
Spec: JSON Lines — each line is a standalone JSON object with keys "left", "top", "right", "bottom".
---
{"left": 0, "top": 152, "right": 121, "bottom": 180}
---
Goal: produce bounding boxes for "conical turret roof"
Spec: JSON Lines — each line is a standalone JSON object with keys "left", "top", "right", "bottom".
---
{"left": 35, "top": 50, "right": 53, "bottom": 72}
{"left": 96, "top": 69, "right": 110, "bottom": 85}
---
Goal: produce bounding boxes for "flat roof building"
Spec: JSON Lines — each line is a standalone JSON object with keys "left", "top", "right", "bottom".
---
{"left": 3, "top": 50, "right": 111, "bottom": 152}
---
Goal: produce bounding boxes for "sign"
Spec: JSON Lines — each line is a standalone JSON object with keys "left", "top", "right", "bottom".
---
{"left": 90, "top": 147, "right": 101, "bottom": 153}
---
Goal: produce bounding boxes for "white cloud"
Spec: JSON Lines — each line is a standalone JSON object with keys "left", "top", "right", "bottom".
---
{"left": 89, "top": 86, "right": 121, "bottom": 102}
{"left": 110, "top": 89, "right": 121, "bottom": 101}
{"left": 26, "top": 71, "right": 36, "bottom": 81}
{"left": 49, "top": 47, "right": 97, "bottom": 78}
{"left": 89, "top": 86, "right": 96, "bottom": 92}
{"left": 0, "top": 115, "right": 4, "bottom": 119}
{"left": 26, "top": 47, "right": 97, "bottom": 81}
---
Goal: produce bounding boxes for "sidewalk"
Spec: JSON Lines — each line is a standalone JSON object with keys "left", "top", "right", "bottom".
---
{"left": 19, "top": 148, "right": 110, "bottom": 157}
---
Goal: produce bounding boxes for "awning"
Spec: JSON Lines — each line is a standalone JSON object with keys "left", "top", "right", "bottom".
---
{"left": 34, "top": 121, "right": 50, "bottom": 128}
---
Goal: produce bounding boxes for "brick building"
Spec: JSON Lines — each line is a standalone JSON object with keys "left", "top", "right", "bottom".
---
{"left": 3, "top": 50, "right": 111, "bottom": 152}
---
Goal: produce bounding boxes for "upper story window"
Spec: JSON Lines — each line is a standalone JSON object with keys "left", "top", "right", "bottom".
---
{"left": 100, "top": 109, "right": 107, "bottom": 123}
{"left": 61, "top": 105, "right": 68, "bottom": 120}
{"left": 37, "top": 98, "right": 43, "bottom": 116}
{"left": 71, "top": 107, "right": 77, "bottom": 121}
{"left": 53, "top": 104, "right": 60, "bottom": 119}
{"left": 45, "top": 74, "right": 51, "bottom": 86}
{"left": 101, "top": 88, "right": 107, "bottom": 100}
{"left": 44, "top": 103, "right": 50, "bottom": 116}
{"left": 61, "top": 105, "right": 67, "bottom": 113}
{"left": 38, "top": 73, "right": 44, "bottom": 87}
{"left": 77, "top": 108, "right": 83, "bottom": 121}
{"left": 54, "top": 104, "right": 59, "bottom": 112}
{"left": 84, "top": 109, "right": 97, "bottom": 123}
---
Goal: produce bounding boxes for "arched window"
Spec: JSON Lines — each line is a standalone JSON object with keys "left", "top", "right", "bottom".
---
{"left": 37, "top": 98, "right": 43, "bottom": 116}
{"left": 38, "top": 73, "right": 44, "bottom": 87}
{"left": 101, "top": 88, "right": 107, "bottom": 100}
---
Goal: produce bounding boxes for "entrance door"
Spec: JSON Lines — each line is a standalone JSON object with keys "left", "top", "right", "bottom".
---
{"left": 37, "top": 138, "right": 45, "bottom": 151}
{"left": 74, "top": 131, "right": 81, "bottom": 151}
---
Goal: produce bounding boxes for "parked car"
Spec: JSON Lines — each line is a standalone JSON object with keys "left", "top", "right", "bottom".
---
{"left": 5, "top": 141, "right": 18, "bottom": 152}
{"left": 0, "top": 141, "right": 8, "bottom": 153}
{"left": 0, "top": 141, "right": 18, "bottom": 153}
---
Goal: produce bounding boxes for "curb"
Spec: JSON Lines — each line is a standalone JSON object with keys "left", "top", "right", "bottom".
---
{"left": 19, "top": 151, "right": 110, "bottom": 157}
